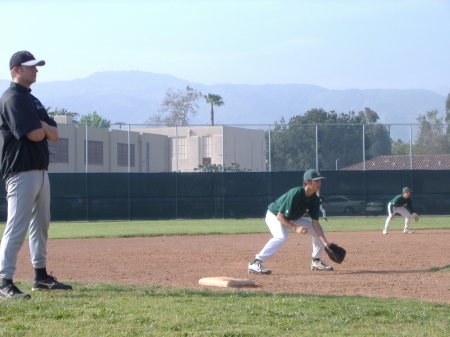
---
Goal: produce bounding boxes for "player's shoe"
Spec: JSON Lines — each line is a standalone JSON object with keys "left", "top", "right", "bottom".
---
{"left": 382, "top": 230, "right": 388, "bottom": 234}
{"left": 403, "top": 230, "right": 414, "bottom": 234}
{"left": 311, "top": 260, "right": 334, "bottom": 271}
{"left": 0, "top": 283, "right": 31, "bottom": 299}
{"left": 248, "top": 261, "right": 272, "bottom": 275}
{"left": 32, "top": 274, "right": 73, "bottom": 291}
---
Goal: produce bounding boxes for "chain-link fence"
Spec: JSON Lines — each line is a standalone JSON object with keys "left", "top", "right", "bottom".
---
{"left": 100, "top": 123, "right": 450, "bottom": 173}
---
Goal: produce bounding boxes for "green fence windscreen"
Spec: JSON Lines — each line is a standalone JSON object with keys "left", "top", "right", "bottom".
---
{"left": 0, "top": 171, "right": 448, "bottom": 221}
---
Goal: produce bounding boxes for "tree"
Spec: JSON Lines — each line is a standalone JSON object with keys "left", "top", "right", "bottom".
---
{"left": 46, "top": 107, "right": 80, "bottom": 123}
{"left": 415, "top": 109, "right": 449, "bottom": 155}
{"left": 391, "top": 139, "right": 410, "bottom": 155}
{"left": 147, "top": 86, "right": 202, "bottom": 126}
{"left": 194, "top": 162, "right": 251, "bottom": 172}
{"left": 268, "top": 108, "right": 390, "bottom": 171}
{"left": 79, "top": 111, "right": 111, "bottom": 128}
{"left": 204, "top": 93, "right": 224, "bottom": 126}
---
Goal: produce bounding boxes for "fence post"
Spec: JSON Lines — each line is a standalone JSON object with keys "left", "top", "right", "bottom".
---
{"left": 410, "top": 124, "right": 413, "bottom": 170}
{"left": 315, "top": 124, "right": 318, "bottom": 170}
{"left": 85, "top": 125, "right": 88, "bottom": 173}
{"left": 268, "top": 125, "right": 271, "bottom": 172}
{"left": 362, "top": 124, "right": 366, "bottom": 171}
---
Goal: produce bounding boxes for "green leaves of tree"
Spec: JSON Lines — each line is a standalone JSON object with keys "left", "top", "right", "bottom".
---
{"left": 79, "top": 111, "right": 111, "bottom": 128}
{"left": 204, "top": 93, "right": 224, "bottom": 126}
{"left": 268, "top": 108, "right": 390, "bottom": 171}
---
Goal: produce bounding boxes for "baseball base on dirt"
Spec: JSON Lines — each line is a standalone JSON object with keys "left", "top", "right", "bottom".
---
{"left": 198, "top": 277, "right": 256, "bottom": 288}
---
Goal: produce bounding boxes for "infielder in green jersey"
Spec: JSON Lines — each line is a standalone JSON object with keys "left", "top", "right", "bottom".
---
{"left": 248, "top": 169, "right": 335, "bottom": 274}
{"left": 383, "top": 187, "right": 418, "bottom": 234}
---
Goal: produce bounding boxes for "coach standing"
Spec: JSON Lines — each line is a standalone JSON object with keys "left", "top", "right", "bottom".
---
{"left": 0, "top": 51, "right": 72, "bottom": 299}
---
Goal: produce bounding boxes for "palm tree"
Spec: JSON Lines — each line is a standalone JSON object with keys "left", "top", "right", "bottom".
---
{"left": 204, "top": 94, "right": 224, "bottom": 126}
{"left": 46, "top": 107, "right": 80, "bottom": 123}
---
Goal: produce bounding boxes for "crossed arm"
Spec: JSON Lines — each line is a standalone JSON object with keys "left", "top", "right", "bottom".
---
{"left": 26, "top": 121, "right": 58, "bottom": 142}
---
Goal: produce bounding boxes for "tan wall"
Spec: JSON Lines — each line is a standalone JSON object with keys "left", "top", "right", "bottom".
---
{"left": 223, "top": 126, "right": 266, "bottom": 172}
{"left": 0, "top": 123, "right": 265, "bottom": 173}
{"left": 48, "top": 124, "right": 169, "bottom": 173}
{"left": 132, "top": 126, "right": 266, "bottom": 172}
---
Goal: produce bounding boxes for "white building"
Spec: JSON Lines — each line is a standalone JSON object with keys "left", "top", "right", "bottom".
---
{"left": 34, "top": 117, "right": 266, "bottom": 173}
{"left": 131, "top": 125, "right": 266, "bottom": 172}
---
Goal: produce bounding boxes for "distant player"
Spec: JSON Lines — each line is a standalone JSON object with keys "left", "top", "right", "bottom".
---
{"left": 316, "top": 191, "right": 327, "bottom": 221}
{"left": 248, "top": 169, "right": 334, "bottom": 274}
{"left": 383, "top": 187, "right": 417, "bottom": 234}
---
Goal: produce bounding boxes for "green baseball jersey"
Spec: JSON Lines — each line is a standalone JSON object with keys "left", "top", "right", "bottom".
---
{"left": 268, "top": 187, "right": 320, "bottom": 220}
{"left": 390, "top": 194, "right": 414, "bottom": 213}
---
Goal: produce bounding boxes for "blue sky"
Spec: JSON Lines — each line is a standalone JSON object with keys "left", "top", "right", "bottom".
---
{"left": 1, "top": 0, "right": 449, "bottom": 92}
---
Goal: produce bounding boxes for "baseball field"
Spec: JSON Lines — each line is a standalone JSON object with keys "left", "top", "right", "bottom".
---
{"left": 1, "top": 217, "right": 449, "bottom": 336}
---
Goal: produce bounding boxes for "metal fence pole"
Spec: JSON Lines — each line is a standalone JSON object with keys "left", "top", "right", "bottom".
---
{"left": 128, "top": 125, "right": 131, "bottom": 173}
{"left": 315, "top": 124, "right": 318, "bottom": 170}
{"left": 85, "top": 125, "right": 88, "bottom": 173}
{"left": 268, "top": 125, "right": 271, "bottom": 172}
{"left": 222, "top": 125, "right": 225, "bottom": 172}
{"left": 175, "top": 126, "right": 178, "bottom": 172}
{"left": 410, "top": 124, "right": 413, "bottom": 170}
{"left": 362, "top": 124, "right": 366, "bottom": 171}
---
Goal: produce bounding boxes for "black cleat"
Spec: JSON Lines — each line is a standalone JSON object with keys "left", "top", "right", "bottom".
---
{"left": 0, "top": 283, "right": 31, "bottom": 299}
{"left": 32, "top": 274, "right": 73, "bottom": 291}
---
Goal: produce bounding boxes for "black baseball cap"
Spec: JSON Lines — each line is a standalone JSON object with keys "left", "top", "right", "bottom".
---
{"left": 303, "top": 169, "right": 326, "bottom": 181}
{"left": 9, "top": 51, "right": 45, "bottom": 70}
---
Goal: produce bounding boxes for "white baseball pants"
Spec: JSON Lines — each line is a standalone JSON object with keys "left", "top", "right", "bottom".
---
{"left": 255, "top": 210, "right": 325, "bottom": 262}
{"left": 384, "top": 203, "right": 411, "bottom": 231}
{"left": 0, "top": 170, "right": 51, "bottom": 280}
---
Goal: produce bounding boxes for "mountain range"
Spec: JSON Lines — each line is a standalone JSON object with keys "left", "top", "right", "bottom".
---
{"left": 0, "top": 71, "right": 448, "bottom": 129}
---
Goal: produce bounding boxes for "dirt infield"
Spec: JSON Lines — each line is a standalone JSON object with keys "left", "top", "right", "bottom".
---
{"left": 14, "top": 229, "right": 450, "bottom": 303}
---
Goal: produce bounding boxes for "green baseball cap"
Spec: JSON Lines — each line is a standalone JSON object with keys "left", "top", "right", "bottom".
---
{"left": 303, "top": 169, "right": 326, "bottom": 181}
{"left": 403, "top": 187, "right": 411, "bottom": 193}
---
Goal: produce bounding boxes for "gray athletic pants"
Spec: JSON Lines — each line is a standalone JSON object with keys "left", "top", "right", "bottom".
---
{"left": 0, "top": 170, "right": 50, "bottom": 280}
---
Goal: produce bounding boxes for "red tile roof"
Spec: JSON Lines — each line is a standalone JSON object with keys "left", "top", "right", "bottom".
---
{"left": 341, "top": 154, "right": 450, "bottom": 170}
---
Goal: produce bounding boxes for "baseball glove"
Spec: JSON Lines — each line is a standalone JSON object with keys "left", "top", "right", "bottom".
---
{"left": 325, "top": 243, "right": 346, "bottom": 264}
{"left": 412, "top": 213, "right": 419, "bottom": 222}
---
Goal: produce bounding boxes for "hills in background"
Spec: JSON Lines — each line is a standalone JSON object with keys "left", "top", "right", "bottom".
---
{"left": 0, "top": 71, "right": 447, "bottom": 131}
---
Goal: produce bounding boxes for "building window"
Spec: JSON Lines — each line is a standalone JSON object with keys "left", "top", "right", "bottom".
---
{"left": 171, "top": 137, "right": 187, "bottom": 158}
{"left": 117, "top": 143, "right": 135, "bottom": 167}
{"left": 48, "top": 138, "right": 69, "bottom": 163}
{"left": 202, "top": 136, "right": 211, "bottom": 164}
{"left": 84, "top": 140, "right": 103, "bottom": 165}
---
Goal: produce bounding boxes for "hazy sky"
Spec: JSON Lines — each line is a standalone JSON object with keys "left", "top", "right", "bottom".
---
{"left": 1, "top": 0, "right": 449, "bottom": 91}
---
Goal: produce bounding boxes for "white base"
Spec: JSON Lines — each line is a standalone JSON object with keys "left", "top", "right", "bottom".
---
{"left": 198, "top": 277, "right": 256, "bottom": 288}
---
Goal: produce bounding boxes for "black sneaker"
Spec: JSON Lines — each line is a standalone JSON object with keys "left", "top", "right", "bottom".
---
{"left": 32, "top": 274, "right": 73, "bottom": 291}
{"left": 0, "top": 283, "right": 31, "bottom": 299}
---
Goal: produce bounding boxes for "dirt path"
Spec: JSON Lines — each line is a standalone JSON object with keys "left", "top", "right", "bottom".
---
{"left": 14, "top": 229, "right": 450, "bottom": 303}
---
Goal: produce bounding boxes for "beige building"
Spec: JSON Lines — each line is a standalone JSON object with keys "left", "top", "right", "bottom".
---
{"left": 23, "top": 117, "right": 267, "bottom": 173}
{"left": 132, "top": 125, "right": 266, "bottom": 172}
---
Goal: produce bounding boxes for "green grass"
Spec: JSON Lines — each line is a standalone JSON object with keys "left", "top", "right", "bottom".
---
{"left": 0, "top": 218, "right": 449, "bottom": 336}
{"left": 0, "top": 216, "right": 448, "bottom": 239}
{"left": 0, "top": 283, "right": 449, "bottom": 337}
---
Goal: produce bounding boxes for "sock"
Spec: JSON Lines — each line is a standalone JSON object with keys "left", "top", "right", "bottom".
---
{"left": 34, "top": 268, "right": 48, "bottom": 280}
{"left": 312, "top": 258, "right": 320, "bottom": 262}
{"left": 2, "top": 278, "right": 13, "bottom": 288}
{"left": 251, "top": 259, "right": 261, "bottom": 264}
